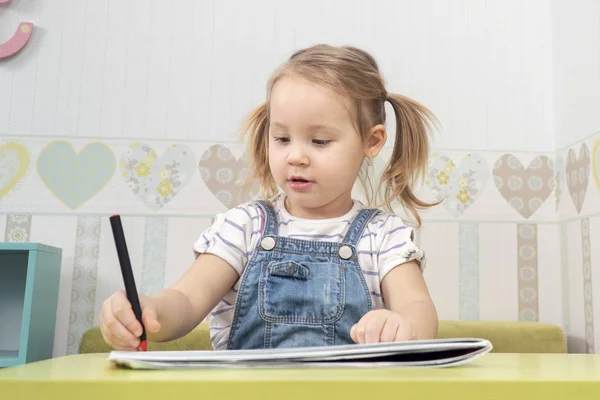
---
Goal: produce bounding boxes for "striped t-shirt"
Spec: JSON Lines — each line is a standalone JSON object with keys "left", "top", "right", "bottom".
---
{"left": 193, "top": 193, "right": 426, "bottom": 350}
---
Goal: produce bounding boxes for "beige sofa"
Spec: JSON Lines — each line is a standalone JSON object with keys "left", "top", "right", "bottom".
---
{"left": 78, "top": 320, "right": 567, "bottom": 354}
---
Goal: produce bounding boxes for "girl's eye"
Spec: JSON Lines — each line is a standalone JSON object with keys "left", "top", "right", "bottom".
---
{"left": 274, "top": 137, "right": 290, "bottom": 144}
{"left": 312, "top": 139, "right": 330, "bottom": 146}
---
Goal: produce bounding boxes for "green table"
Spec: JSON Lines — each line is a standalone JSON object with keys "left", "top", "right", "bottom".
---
{"left": 1, "top": 353, "right": 599, "bottom": 399}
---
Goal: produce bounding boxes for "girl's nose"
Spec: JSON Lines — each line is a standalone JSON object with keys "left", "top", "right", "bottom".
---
{"left": 286, "top": 144, "right": 309, "bottom": 166}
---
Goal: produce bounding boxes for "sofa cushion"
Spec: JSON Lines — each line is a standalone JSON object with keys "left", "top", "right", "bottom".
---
{"left": 79, "top": 323, "right": 213, "bottom": 354}
{"left": 437, "top": 320, "right": 566, "bottom": 353}
{"left": 78, "top": 320, "right": 567, "bottom": 354}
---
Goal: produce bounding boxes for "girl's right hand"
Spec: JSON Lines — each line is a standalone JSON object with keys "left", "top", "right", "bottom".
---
{"left": 99, "top": 290, "right": 161, "bottom": 350}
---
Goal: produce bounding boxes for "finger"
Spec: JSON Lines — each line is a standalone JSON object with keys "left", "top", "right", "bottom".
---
{"left": 111, "top": 296, "right": 144, "bottom": 337}
{"left": 142, "top": 307, "right": 161, "bottom": 333}
{"left": 101, "top": 329, "right": 138, "bottom": 351}
{"left": 99, "top": 319, "right": 114, "bottom": 347}
{"left": 354, "top": 323, "right": 366, "bottom": 344}
{"left": 100, "top": 312, "right": 140, "bottom": 349}
{"left": 109, "top": 300, "right": 144, "bottom": 345}
{"left": 365, "top": 316, "right": 386, "bottom": 344}
{"left": 379, "top": 319, "right": 400, "bottom": 343}
{"left": 352, "top": 311, "right": 375, "bottom": 344}
{"left": 99, "top": 305, "right": 118, "bottom": 345}
{"left": 394, "top": 324, "right": 417, "bottom": 341}
{"left": 103, "top": 332, "right": 138, "bottom": 352}
{"left": 350, "top": 325, "right": 357, "bottom": 343}
{"left": 100, "top": 293, "right": 143, "bottom": 350}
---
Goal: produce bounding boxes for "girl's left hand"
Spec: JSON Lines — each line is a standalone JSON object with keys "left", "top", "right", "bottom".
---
{"left": 350, "top": 309, "right": 417, "bottom": 344}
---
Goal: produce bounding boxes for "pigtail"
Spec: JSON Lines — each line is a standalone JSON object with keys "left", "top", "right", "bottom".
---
{"left": 240, "top": 103, "right": 277, "bottom": 202}
{"left": 379, "top": 93, "right": 439, "bottom": 226}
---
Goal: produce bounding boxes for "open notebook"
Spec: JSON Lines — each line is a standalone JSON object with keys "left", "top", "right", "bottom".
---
{"left": 108, "top": 338, "right": 493, "bottom": 370}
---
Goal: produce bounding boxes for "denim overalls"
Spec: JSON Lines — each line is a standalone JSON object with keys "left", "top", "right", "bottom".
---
{"left": 227, "top": 200, "right": 379, "bottom": 350}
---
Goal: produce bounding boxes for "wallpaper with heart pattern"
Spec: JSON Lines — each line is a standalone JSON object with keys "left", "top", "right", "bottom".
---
{"left": 37, "top": 141, "right": 116, "bottom": 209}
{"left": 426, "top": 153, "right": 489, "bottom": 218}
{"left": 120, "top": 143, "right": 196, "bottom": 211}
{"left": 492, "top": 154, "right": 554, "bottom": 219}
{"left": 0, "top": 140, "right": 30, "bottom": 200}
{"left": 1, "top": 138, "right": 599, "bottom": 218}
{"left": 565, "top": 143, "right": 590, "bottom": 215}
{"left": 198, "top": 144, "right": 259, "bottom": 208}
{"left": 594, "top": 140, "right": 600, "bottom": 193}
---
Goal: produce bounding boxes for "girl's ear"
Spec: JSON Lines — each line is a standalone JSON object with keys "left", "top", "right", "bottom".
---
{"left": 364, "top": 124, "right": 387, "bottom": 158}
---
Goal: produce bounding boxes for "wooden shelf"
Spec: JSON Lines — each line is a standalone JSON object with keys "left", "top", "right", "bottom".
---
{"left": 0, "top": 243, "right": 62, "bottom": 368}
{"left": 0, "top": 351, "right": 19, "bottom": 368}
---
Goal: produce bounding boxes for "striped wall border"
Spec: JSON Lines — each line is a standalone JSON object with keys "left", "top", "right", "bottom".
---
{"left": 517, "top": 224, "right": 539, "bottom": 322}
{"left": 560, "top": 221, "right": 570, "bottom": 335}
{"left": 458, "top": 222, "right": 479, "bottom": 320}
{"left": 4, "top": 214, "right": 32, "bottom": 242}
{"left": 582, "top": 218, "right": 594, "bottom": 353}
{"left": 141, "top": 216, "right": 168, "bottom": 295}
{"left": 2, "top": 212, "right": 597, "bottom": 354}
{"left": 66, "top": 216, "right": 101, "bottom": 355}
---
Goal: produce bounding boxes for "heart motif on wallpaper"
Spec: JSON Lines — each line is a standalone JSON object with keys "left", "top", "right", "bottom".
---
{"left": 426, "top": 153, "right": 489, "bottom": 218}
{"left": 120, "top": 143, "right": 196, "bottom": 211}
{"left": 565, "top": 143, "right": 590, "bottom": 214}
{"left": 198, "top": 144, "right": 259, "bottom": 208}
{"left": 0, "top": 141, "right": 29, "bottom": 199}
{"left": 594, "top": 141, "right": 600, "bottom": 193}
{"left": 37, "top": 141, "right": 116, "bottom": 209}
{"left": 492, "top": 154, "right": 554, "bottom": 219}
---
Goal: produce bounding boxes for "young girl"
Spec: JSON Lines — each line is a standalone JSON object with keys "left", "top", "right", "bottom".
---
{"left": 100, "top": 44, "right": 439, "bottom": 351}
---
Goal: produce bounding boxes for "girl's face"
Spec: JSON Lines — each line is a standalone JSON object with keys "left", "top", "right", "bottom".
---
{"left": 268, "top": 76, "right": 367, "bottom": 219}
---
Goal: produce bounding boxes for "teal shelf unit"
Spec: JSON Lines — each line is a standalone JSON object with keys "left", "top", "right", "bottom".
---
{"left": 0, "top": 243, "right": 62, "bottom": 368}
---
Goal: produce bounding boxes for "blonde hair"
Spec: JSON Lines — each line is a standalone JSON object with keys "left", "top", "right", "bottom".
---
{"left": 241, "top": 44, "right": 438, "bottom": 226}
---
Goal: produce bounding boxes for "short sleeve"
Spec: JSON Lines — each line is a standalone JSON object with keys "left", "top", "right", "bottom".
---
{"left": 375, "top": 215, "right": 426, "bottom": 281}
{"left": 192, "top": 203, "right": 262, "bottom": 275}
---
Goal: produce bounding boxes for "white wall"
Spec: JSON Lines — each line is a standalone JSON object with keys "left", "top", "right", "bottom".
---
{"left": 1, "top": 0, "right": 553, "bottom": 151}
{"left": 551, "top": 0, "right": 600, "bottom": 354}
{"left": 3, "top": 0, "right": 600, "bottom": 357}
{"left": 551, "top": 0, "right": 600, "bottom": 149}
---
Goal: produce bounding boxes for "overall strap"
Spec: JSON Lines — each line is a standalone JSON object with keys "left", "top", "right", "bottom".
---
{"left": 342, "top": 208, "right": 380, "bottom": 246}
{"left": 256, "top": 200, "right": 279, "bottom": 237}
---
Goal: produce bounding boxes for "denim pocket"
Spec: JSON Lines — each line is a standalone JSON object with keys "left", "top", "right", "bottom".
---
{"left": 259, "top": 261, "right": 345, "bottom": 324}
{"left": 268, "top": 261, "right": 310, "bottom": 280}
